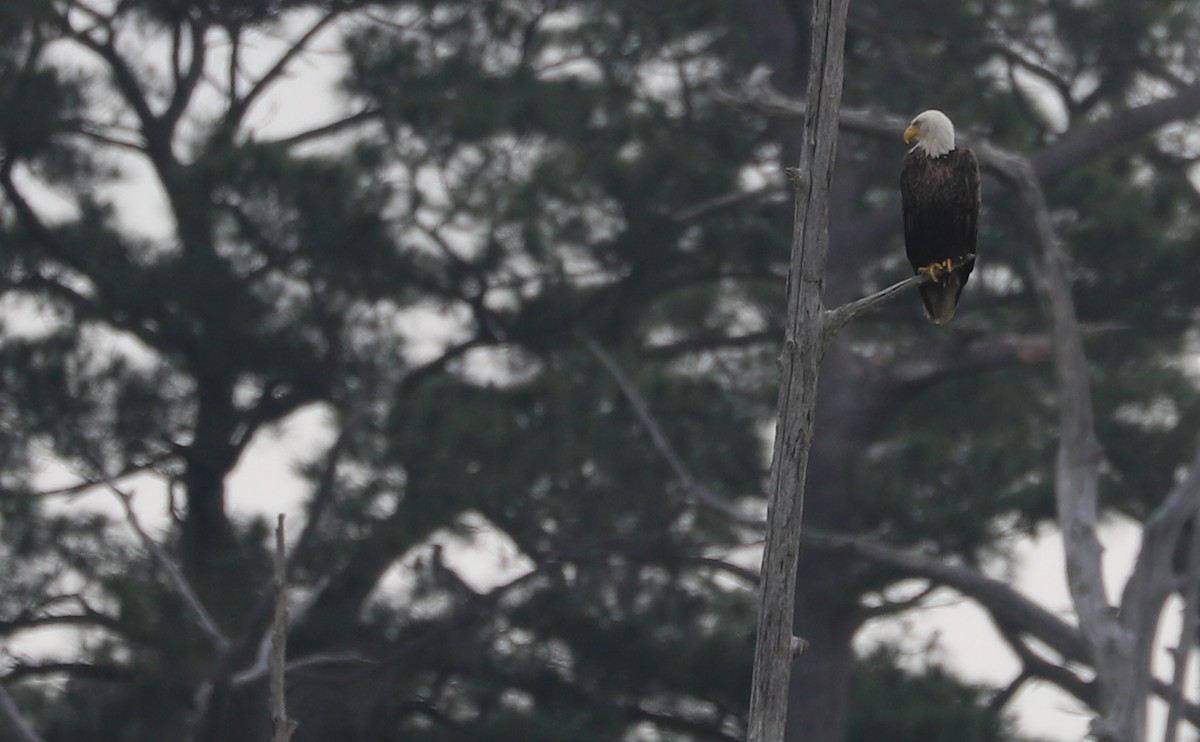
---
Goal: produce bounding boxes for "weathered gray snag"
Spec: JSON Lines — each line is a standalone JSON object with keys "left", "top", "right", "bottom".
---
{"left": 723, "top": 63, "right": 1200, "bottom": 736}
{"left": 271, "top": 514, "right": 297, "bottom": 742}
{"left": 746, "top": 0, "right": 849, "bottom": 739}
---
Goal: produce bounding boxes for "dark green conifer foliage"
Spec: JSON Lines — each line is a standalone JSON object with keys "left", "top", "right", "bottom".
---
{"left": 0, "top": 0, "right": 1198, "bottom": 741}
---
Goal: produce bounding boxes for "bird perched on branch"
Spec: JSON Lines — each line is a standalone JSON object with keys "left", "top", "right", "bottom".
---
{"left": 901, "top": 110, "right": 981, "bottom": 323}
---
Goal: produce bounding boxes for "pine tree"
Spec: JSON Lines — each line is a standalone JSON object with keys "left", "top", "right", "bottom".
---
{"left": 1, "top": 1, "right": 1199, "bottom": 741}
{"left": 0, "top": 2, "right": 776, "bottom": 739}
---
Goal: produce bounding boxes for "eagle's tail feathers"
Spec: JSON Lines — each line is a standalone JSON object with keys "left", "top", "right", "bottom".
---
{"left": 919, "top": 273, "right": 963, "bottom": 324}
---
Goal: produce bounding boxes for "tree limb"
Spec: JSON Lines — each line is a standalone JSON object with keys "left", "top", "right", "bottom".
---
{"left": 991, "top": 619, "right": 1096, "bottom": 708}
{"left": 802, "top": 529, "right": 1088, "bottom": 663}
{"left": 266, "top": 106, "right": 383, "bottom": 149}
{"left": 718, "top": 75, "right": 1200, "bottom": 180}
{"left": 270, "top": 514, "right": 297, "bottom": 742}
{"left": 672, "top": 184, "right": 787, "bottom": 223}
{"left": 160, "top": 18, "right": 209, "bottom": 136}
{"left": 1126, "top": 444, "right": 1200, "bottom": 609}
{"left": 982, "top": 141, "right": 1142, "bottom": 740}
{"left": 226, "top": 10, "right": 346, "bottom": 132}
{"left": 1163, "top": 512, "right": 1200, "bottom": 742}
{"left": 0, "top": 681, "right": 44, "bottom": 742}
{"left": 1033, "top": 81, "right": 1200, "bottom": 180}
{"left": 627, "top": 705, "right": 743, "bottom": 742}
{"left": 578, "top": 333, "right": 765, "bottom": 530}
{"left": 100, "top": 475, "right": 230, "bottom": 652}
{"left": 822, "top": 265, "right": 952, "bottom": 349}
{"left": 877, "top": 323, "right": 1123, "bottom": 393}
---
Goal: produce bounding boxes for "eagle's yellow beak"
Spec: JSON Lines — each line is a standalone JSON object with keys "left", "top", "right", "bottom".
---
{"left": 903, "top": 124, "right": 919, "bottom": 144}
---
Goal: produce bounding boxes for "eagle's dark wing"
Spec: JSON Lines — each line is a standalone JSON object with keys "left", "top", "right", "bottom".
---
{"left": 900, "top": 147, "right": 980, "bottom": 323}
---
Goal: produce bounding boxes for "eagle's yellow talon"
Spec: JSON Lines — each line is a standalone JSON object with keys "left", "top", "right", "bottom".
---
{"left": 917, "top": 259, "right": 958, "bottom": 283}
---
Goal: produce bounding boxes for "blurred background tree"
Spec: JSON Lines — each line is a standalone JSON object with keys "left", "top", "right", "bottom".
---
{"left": 0, "top": 1, "right": 1198, "bottom": 741}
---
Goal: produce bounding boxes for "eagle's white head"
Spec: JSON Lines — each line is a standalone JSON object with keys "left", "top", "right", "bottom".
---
{"left": 904, "top": 110, "right": 956, "bottom": 157}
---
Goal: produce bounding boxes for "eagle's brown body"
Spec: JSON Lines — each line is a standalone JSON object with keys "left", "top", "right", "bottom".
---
{"left": 900, "top": 129, "right": 980, "bottom": 323}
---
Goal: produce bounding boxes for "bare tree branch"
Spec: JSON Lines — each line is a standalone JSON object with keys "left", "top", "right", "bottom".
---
{"left": 687, "top": 556, "right": 761, "bottom": 586}
{"left": 271, "top": 514, "right": 297, "bottom": 742}
{"left": 0, "top": 681, "right": 44, "bottom": 742}
{"left": 718, "top": 76, "right": 1200, "bottom": 180}
{"left": 1127, "top": 445, "right": 1200, "bottom": 607}
{"left": 991, "top": 619, "right": 1096, "bottom": 708}
{"left": 628, "top": 705, "right": 743, "bottom": 742}
{"left": 1163, "top": 517, "right": 1200, "bottom": 742}
{"left": 672, "top": 183, "right": 787, "bottom": 223}
{"left": 227, "top": 10, "right": 346, "bottom": 131}
{"left": 1153, "top": 677, "right": 1200, "bottom": 732}
{"left": 266, "top": 107, "right": 383, "bottom": 149}
{"left": 821, "top": 265, "right": 946, "bottom": 348}
{"left": 877, "top": 323, "right": 1123, "bottom": 396}
{"left": 802, "top": 529, "right": 1088, "bottom": 663}
{"left": 161, "top": 18, "right": 209, "bottom": 135}
{"left": 1033, "top": 80, "right": 1200, "bottom": 180}
{"left": 101, "top": 477, "right": 230, "bottom": 652}
{"left": 578, "top": 333, "right": 765, "bottom": 529}
{"left": 982, "top": 138, "right": 1143, "bottom": 740}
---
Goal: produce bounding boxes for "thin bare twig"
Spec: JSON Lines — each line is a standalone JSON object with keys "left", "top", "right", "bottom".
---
{"left": 271, "top": 514, "right": 296, "bottom": 742}
{"left": 0, "top": 681, "right": 44, "bottom": 742}
{"left": 101, "top": 478, "right": 229, "bottom": 652}
{"left": 672, "top": 183, "right": 786, "bottom": 223}
{"left": 232, "top": 649, "right": 372, "bottom": 688}
{"left": 577, "top": 333, "right": 765, "bottom": 530}
{"left": 228, "top": 10, "right": 345, "bottom": 130}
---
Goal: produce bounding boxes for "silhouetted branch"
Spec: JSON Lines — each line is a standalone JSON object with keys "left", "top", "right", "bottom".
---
{"left": 228, "top": 10, "right": 345, "bottom": 130}
{"left": 821, "top": 267, "right": 940, "bottom": 348}
{"left": 687, "top": 556, "right": 761, "bottom": 586}
{"left": 673, "top": 184, "right": 787, "bottom": 223}
{"left": 271, "top": 514, "right": 297, "bottom": 742}
{"left": 268, "top": 107, "right": 382, "bottom": 148}
{"left": 578, "top": 333, "right": 765, "bottom": 529}
{"left": 802, "top": 528, "right": 1088, "bottom": 663}
{"left": 991, "top": 619, "right": 1095, "bottom": 708}
{"left": 0, "top": 681, "right": 43, "bottom": 742}
{"left": 718, "top": 75, "right": 1200, "bottom": 180}
{"left": 1152, "top": 677, "right": 1200, "bottom": 731}
{"left": 100, "top": 476, "right": 229, "bottom": 652}
{"left": 627, "top": 705, "right": 743, "bottom": 741}
{"left": 1163, "top": 510, "right": 1200, "bottom": 742}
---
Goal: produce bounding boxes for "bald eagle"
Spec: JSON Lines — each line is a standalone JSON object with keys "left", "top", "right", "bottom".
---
{"left": 901, "top": 110, "right": 980, "bottom": 323}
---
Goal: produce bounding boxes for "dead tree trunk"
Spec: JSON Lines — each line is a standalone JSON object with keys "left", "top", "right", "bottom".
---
{"left": 746, "top": 0, "right": 850, "bottom": 739}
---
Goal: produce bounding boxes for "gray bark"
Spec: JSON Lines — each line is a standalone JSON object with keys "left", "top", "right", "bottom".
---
{"left": 718, "top": 53, "right": 1200, "bottom": 735}
{"left": 746, "top": 0, "right": 849, "bottom": 738}
{"left": 271, "top": 515, "right": 297, "bottom": 742}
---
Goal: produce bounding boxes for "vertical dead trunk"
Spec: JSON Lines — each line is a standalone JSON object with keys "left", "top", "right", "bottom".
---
{"left": 746, "top": 0, "right": 850, "bottom": 739}
{"left": 740, "top": 2, "right": 876, "bottom": 741}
